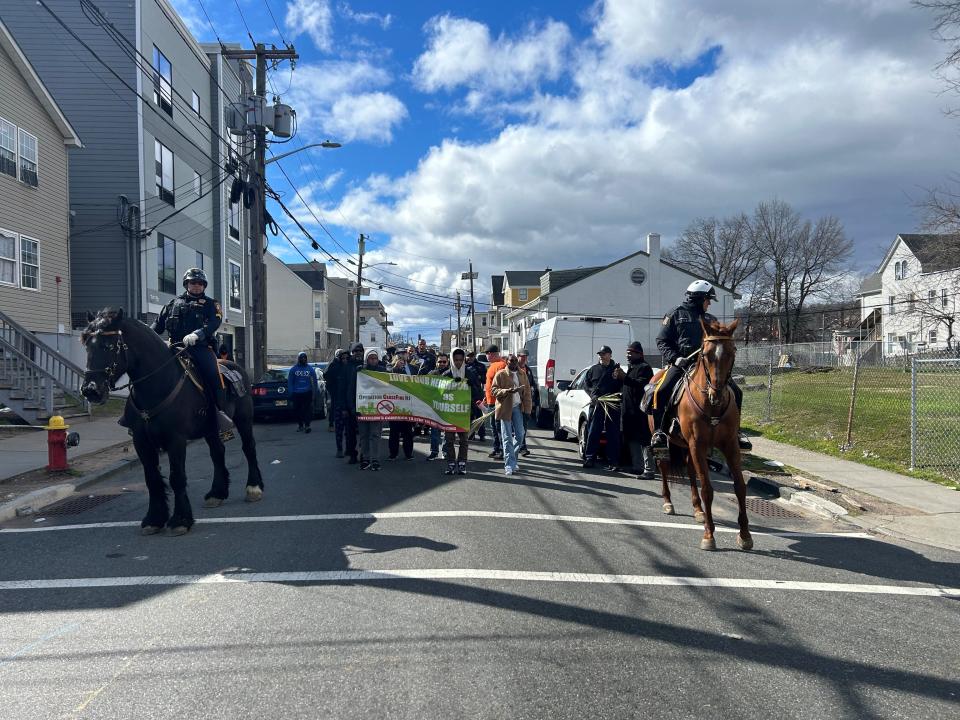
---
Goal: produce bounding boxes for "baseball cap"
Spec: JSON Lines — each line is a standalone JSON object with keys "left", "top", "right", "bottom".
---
{"left": 484, "top": 344, "right": 500, "bottom": 354}
{"left": 627, "top": 341, "right": 644, "bottom": 352}
{"left": 597, "top": 345, "right": 612, "bottom": 355}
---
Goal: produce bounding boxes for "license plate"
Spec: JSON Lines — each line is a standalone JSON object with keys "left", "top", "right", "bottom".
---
{"left": 274, "top": 400, "right": 288, "bottom": 407}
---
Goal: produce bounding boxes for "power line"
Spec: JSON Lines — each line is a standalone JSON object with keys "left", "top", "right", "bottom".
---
{"left": 261, "top": 0, "right": 288, "bottom": 46}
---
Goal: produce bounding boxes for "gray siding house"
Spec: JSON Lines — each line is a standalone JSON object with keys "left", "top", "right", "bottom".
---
{"left": 0, "top": 0, "right": 254, "bottom": 366}
{"left": 0, "top": 18, "right": 81, "bottom": 350}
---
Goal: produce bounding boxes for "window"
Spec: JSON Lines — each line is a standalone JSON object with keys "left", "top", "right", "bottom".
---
{"left": 929, "top": 329, "right": 938, "bottom": 344}
{"left": 228, "top": 189, "right": 240, "bottom": 240}
{"left": 888, "top": 295, "right": 895, "bottom": 314}
{"left": 315, "top": 332, "right": 323, "bottom": 349}
{"left": 0, "top": 228, "right": 16, "bottom": 285}
{"left": 519, "top": 288, "right": 528, "bottom": 301}
{"left": 191, "top": 91, "right": 200, "bottom": 116}
{"left": 481, "top": 316, "right": 487, "bottom": 327}
{"left": 195, "top": 250, "right": 203, "bottom": 270}
{"left": 901, "top": 260, "right": 908, "bottom": 278}
{"left": 157, "top": 234, "right": 176, "bottom": 295}
{"left": 886, "top": 332, "right": 895, "bottom": 355}
{"left": 929, "top": 289, "right": 937, "bottom": 302}
{"left": 19, "top": 236, "right": 38, "bottom": 290}
{"left": 907, "top": 292, "right": 915, "bottom": 310}
{"left": 229, "top": 261, "right": 242, "bottom": 311}
{"left": 154, "top": 140, "right": 174, "bottom": 205}
{"left": 359, "top": 315, "right": 366, "bottom": 324}
{"left": 894, "top": 261, "right": 901, "bottom": 280}
{"left": 18, "top": 130, "right": 37, "bottom": 187}
{"left": 193, "top": 170, "right": 201, "bottom": 197}
{"left": 943, "top": 288, "right": 950, "bottom": 309}
{"left": 0, "top": 118, "right": 15, "bottom": 178}
{"left": 370, "top": 334, "right": 376, "bottom": 343}
{"left": 314, "top": 301, "right": 322, "bottom": 319}
{"left": 152, "top": 46, "right": 173, "bottom": 115}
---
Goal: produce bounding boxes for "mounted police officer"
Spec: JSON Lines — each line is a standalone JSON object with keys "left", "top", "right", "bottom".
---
{"left": 152, "top": 268, "right": 234, "bottom": 438}
{"left": 650, "top": 280, "right": 751, "bottom": 452}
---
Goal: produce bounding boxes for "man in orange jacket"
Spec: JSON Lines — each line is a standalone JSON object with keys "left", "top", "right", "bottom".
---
{"left": 483, "top": 344, "right": 507, "bottom": 459}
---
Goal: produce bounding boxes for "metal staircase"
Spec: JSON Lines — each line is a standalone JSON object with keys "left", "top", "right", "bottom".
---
{"left": 0, "top": 310, "right": 89, "bottom": 424}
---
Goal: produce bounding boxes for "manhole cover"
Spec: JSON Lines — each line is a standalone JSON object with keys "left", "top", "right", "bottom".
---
{"left": 726, "top": 496, "right": 801, "bottom": 518}
{"left": 41, "top": 494, "right": 121, "bottom": 516}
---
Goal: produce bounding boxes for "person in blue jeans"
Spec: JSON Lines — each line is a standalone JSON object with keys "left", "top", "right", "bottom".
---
{"left": 491, "top": 354, "right": 532, "bottom": 476}
{"left": 287, "top": 351, "right": 318, "bottom": 433}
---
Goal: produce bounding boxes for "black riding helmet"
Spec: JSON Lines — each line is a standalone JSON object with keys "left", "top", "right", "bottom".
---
{"left": 183, "top": 267, "right": 208, "bottom": 289}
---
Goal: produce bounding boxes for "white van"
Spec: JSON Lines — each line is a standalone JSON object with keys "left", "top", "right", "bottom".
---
{"left": 523, "top": 316, "right": 632, "bottom": 427}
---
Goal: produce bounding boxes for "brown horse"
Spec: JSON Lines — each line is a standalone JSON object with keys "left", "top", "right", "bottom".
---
{"left": 654, "top": 318, "right": 752, "bottom": 551}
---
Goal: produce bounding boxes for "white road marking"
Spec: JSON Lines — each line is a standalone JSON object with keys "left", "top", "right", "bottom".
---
{"left": 0, "top": 569, "right": 955, "bottom": 598}
{"left": 0, "top": 510, "right": 872, "bottom": 539}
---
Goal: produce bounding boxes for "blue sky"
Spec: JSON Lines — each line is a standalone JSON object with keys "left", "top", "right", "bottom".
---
{"left": 172, "top": 0, "right": 960, "bottom": 340}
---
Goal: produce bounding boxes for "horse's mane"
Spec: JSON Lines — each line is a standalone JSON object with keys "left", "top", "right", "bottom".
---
{"left": 81, "top": 308, "right": 169, "bottom": 353}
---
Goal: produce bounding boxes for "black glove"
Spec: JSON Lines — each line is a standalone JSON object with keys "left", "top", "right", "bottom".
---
{"left": 674, "top": 356, "right": 692, "bottom": 369}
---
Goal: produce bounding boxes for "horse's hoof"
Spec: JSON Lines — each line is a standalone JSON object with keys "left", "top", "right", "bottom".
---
{"left": 694, "top": 510, "right": 706, "bottom": 524}
{"left": 737, "top": 535, "right": 754, "bottom": 551}
{"left": 168, "top": 525, "right": 191, "bottom": 536}
{"left": 203, "top": 497, "right": 224, "bottom": 508}
{"left": 662, "top": 503, "right": 674, "bottom": 515}
{"left": 700, "top": 537, "right": 716, "bottom": 551}
{"left": 141, "top": 525, "right": 163, "bottom": 536}
{"left": 245, "top": 487, "right": 263, "bottom": 503}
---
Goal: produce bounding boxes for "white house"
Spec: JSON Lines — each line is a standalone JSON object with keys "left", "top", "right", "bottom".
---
{"left": 857, "top": 234, "right": 960, "bottom": 355}
{"left": 504, "top": 234, "right": 737, "bottom": 363}
{"left": 265, "top": 252, "right": 313, "bottom": 363}
{"left": 359, "top": 316, "right": 387, "bottom": 351}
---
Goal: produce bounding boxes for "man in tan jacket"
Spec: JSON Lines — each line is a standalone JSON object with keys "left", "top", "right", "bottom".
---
{"left": 492, "top": 354, "right": 532, "bottom": 475}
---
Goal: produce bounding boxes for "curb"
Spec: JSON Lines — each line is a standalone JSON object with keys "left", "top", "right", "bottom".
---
{"left": 0, "top": 484, "right": 76, "bottom": 523}
{"left": 746, "top": 474, "right": 796, "bottom": 499}
{"left": 74, "top": 457, "right": 142, "bottom": 491}
{"left": 788, "top": 492, "right": 848, "bottom": 518}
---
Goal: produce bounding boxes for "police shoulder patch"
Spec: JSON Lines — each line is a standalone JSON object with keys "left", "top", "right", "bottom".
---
{"left": 661, "top": 315, "right": 671, "bottom": 326}
{"left": 214, "top": 301, "right": 223, "bottom": 315}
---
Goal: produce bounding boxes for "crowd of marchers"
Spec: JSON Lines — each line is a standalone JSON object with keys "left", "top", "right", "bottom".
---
{"left": 295, "top": 279, "right": 753, "bottom": 480}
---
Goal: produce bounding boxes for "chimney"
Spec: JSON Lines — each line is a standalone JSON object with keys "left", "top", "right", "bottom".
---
{"left": 646, "top": 233, "right": 661, "bottom": 261}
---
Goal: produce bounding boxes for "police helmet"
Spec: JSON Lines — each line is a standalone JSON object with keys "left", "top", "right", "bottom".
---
{"left": 685, "top": 279, "right": 717, "bottom": 301}
{"left": 183, "top": 267, "right": 208, "bottom": 289}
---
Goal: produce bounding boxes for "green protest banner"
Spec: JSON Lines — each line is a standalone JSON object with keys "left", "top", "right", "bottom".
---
{"left": 356, "top": 370, "right": 471, "bottom": 431}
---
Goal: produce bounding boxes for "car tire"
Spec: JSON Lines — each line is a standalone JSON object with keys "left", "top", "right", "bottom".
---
{"left": 578, "top": 417, "right": 587, "bottom": 460}
{"left": 552, "top": 407, "right": 568, "bottom": 440}
{"left": 536, "top": 405, "right": 553, "bottom": 429}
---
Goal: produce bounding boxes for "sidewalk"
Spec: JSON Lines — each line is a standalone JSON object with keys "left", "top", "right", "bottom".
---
{"left": 0, "top": 415, "right": 130, "bottom": 482}
{"left": 751, "top": 436, "right": 960, "bottom": 552}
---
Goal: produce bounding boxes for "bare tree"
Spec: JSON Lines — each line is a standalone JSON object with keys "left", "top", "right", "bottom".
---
{"left": 663, "top": 213, "right": 762, "bottom": 294}
{"left": 788, "top": 215, "right": 855, "bottom": 337}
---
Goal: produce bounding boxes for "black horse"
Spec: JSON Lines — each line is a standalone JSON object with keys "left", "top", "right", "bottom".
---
{"left": 80, "top": 308, "right": 263, "bottom": 535}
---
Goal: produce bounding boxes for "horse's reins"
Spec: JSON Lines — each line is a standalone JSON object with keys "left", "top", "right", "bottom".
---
{"left": 684, "top": 335, "right": 733, "bottom": 426}
{"left": 86, "top": 329, "right": 192, "bottom": 421}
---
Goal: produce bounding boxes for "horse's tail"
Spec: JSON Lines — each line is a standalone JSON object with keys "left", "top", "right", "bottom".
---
{"left": 668, "top": 442, "right": 688, "bottom": 479}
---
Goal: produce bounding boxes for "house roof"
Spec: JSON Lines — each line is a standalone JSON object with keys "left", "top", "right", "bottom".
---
{"left": 541, "top": 267, "right": 603, "bottom": 295}
{"left": 897, "top": 234, "right": 960, "bottom": 273}
{"left": 0, "top": 21, "right": 81, "bottom": 147}
{"left": 503, "top": 270, "right": 545, "bottom": 287}
{"left": 858, "top": 273, "right": 882, "bottom": 295}
{"left": 287, "top": 261, "right": 326, "bottom": 292}
{"left": 359, "top": 300, "right": 385, "bottom": 310}
{"left": 491, "top": 275, "right": 504, "bottom": 306}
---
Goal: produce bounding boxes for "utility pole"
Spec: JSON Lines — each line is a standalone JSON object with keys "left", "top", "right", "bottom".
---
{"left": 455, "top": 291, "right": 463, "bottom": 347}
{"left": 355, "top": 233, "right": 366, "bottom": 343}
{"left": 462, "top": 261, "right": 479, "bottom": 353}
{"left": 222, "top": 44, "right": 298, "bottom": 380}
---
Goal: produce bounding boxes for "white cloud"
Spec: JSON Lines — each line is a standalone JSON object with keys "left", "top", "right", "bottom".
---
{"left": 286, "top": 0, "right": 334, "bottom": 51}
{"left": 338, "top": 2, "right": 392, "bottom": 29}
{"left": 412, "top": 14, "right": 572, "bottom": 105}
{"left": 286, "top": 61, "right": 407, "bottom": 143}
{"left": 325, "top": 0, "right": 957, "bottom": 337}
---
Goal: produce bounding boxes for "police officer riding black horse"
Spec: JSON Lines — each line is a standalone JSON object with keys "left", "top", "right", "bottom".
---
{"left": 650, "top": 280, "right": 752, "bottom": 453}
{"left": 150, "top": 267, "right": 234, "bottom": 438}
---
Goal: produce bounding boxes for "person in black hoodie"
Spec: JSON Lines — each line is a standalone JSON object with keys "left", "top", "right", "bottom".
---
{"left": 324, "top": 349, "right": 348, "bottom": 456}
{"left": 613, "top": 341, "right": 655, "bottom": 478}
{"left": 438, "top": 348, "right": 481, "bottom": 474}
{"left": 465, "top": 350, "right": 487, "bottom": 440}
{"left": 583, "top": 345, "right": 623, "bottom": 470}
{"left": 342, "top": 342, "right": 365, "bottom": 464}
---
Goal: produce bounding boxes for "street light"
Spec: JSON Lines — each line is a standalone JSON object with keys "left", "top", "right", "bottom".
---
{"left": 265, "top": 140, "right": 341, "bottom": 166}
{"left": 347, "top": 260, "right": 397, "bottom": 268}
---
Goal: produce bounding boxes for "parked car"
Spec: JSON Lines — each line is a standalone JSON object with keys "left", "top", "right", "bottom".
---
{"left": 252, "top": 366, "right": 327, "bottom": 421}
{"left": 523, "top": 316, "right": 632, "bottom": 429}
{"left": 553, "top": 366, "right": 608, "bottom": 460}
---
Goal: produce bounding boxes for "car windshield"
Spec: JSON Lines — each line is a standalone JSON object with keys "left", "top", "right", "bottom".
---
{"left": 260, "top": 369, "right": 288, "bottom": 383}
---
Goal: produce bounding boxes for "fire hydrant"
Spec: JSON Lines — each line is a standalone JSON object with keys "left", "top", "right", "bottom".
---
{"left": 45, "top": 415, "right": 72, "bottom": 471}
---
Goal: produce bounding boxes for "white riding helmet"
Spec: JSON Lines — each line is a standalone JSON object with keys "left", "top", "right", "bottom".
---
{"left": 686, "top": 280, "right": 717, "bottom": 300}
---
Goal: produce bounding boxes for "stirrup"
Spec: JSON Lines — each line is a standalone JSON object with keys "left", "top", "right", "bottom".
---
{"left": 738, "top": 434, "right": 753, "bottom": 451}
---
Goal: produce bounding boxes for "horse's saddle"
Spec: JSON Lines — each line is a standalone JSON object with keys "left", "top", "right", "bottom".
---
{"left": 175, "top": 352, "right": 247, "bottom": 401}
{"left": 640, "top": 368, "right": 688, "bottom": 415}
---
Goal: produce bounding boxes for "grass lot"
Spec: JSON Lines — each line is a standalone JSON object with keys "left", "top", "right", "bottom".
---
{"left": 738, "top": 367, "right": 960, "bottom": 489}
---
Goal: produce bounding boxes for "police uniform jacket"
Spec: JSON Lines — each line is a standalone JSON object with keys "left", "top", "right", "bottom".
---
{"left": 153, "top": 292, "right": 222, "bottom": 347}
{"left": 656, "top": 300, "right": 716, "bottom": 365}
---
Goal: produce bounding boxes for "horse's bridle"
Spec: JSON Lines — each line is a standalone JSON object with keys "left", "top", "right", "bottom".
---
{"left": 84, "top": 330, "right": 129, "bottom": 391}
{"left": 685, "top": 334, "right": 734, "bottom": 425}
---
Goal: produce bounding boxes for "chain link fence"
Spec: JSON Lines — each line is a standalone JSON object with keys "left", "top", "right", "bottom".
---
{"left": 734, "top": 341, "right": 960, "bottom": 482}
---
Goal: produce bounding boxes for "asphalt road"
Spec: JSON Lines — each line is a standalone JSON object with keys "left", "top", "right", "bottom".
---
{"left": 1, "top": 420, "right": 958, "bottom": 719}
